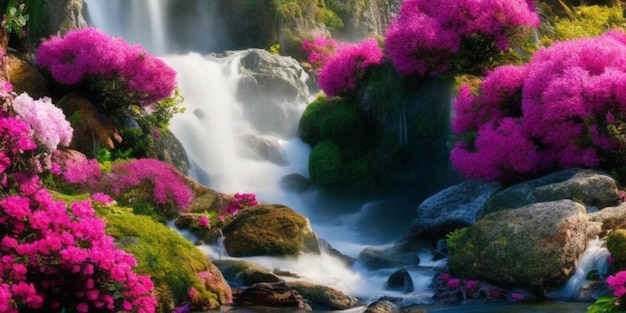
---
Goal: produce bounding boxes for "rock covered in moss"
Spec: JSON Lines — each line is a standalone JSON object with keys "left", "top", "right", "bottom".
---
{"left": 589, "top": 203, "right": 626, "bottom": 236}
{"left": 285, "top": 281, "right": 359, "bottom": 310}
{"left": 222, "top": 204, "right": 320, "bottom": 257}
{"left": 448, "top": 200, "right": 601, "bottom": 293}
{"left": 607, "top": 229, "right": 626, "bottom": 269}
{"left": 101, "top": 210, "right": 232, "bottom": 311}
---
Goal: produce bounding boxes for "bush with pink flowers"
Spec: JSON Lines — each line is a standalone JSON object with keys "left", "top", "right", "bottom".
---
{"left": 317, "top": 38, "right": 384, "bottom": 98}
{"left": 451, "top": 30, "right": 626, "bottom": 182}
{"left": 99, "top": 158, "right": 194, "bottom": 219}
{"left": 384, "top": 0, "right": 539, "bottom": 76}
{"left": 301, "top": 36, "right": 338, "bottom": 71}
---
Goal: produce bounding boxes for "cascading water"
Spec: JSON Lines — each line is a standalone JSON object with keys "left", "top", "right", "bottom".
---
{"left": 83, "top": 2, "right": 603, "bottom": 311}
{"left": 84, "top": 0, "right": 439, "bottom": 302}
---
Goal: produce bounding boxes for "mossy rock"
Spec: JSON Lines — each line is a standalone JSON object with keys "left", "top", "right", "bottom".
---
{"left": 308, "top": 140, "right": 342, "bottom": 187}
{"left": 100, "top": 209, "right": 232, "bottom": 311}
{"left": 222, "top": 204, "right": 320, "bottom": 257}
{"left": 298, "top": 96, "right": 340, "bottom": 145}
{"left": 607, "top": 229, "right": 626, "bottom": 270}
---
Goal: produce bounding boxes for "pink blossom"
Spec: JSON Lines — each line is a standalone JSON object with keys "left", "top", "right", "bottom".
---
{"left": 91, "top": 192, "right": 113, "bottom": 205}
{"left": 447, "top": 278, "right": 461, "bottom": 288}
{"left": 439, "top": 273, "right": 451, "bottom": 282}
{"left": 510, "top": 293, "right": 524, "bottom": 301}
{"left": 198, "top": 216, "right": 210, "bottom": 228}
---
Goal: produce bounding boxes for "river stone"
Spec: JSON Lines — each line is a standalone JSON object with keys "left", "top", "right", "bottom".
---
{"left": 479, "top": 168, "right": 620, "bottom": 218}
{"left": 212, "top": 259, "right": 282, "bottom": 288}
{"left": 589, "top": 203, "right": 626, "bottom": 236}
{"left": 358, "top": 247, "right": 420, "bottom": 270}
{"left": 387, "top": 268, "right": 414, "bottom": 293}
{"left": 364, "top": 299, "right": 399, "bottom": 313}
{"left": 448, "top": 200, "right": 601, "bottom": 292}
{"left": 285, "top": 281, "right": 359, "bottom": 310}
{"left": 405, "top": 180, "right": 501, "bottom": 238}
{"left": 222, "top": 204, "right": 320, "bottom": 257}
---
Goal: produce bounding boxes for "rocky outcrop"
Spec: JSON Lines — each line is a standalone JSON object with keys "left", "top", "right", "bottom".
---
{"left": 49, "top": 0, "right": 87, "bottom": 35}
{"left": 5, "top": 50, "right": 49, "bottom": 99}
{"left": 386, "top": 269, "right": 414, "bottom": 293}
{"left": 447, "top": 200, "right": 601, "bottom": 293}
{"left": 214, "top": 259, "right": 358, "bottom": 310}
{"left": 222, "top": 204, "right": 320, "bottom": 257}
{"left": 479, "top": 168, "right": 620, "bottom": 218}
{"left": 589, "top": 203, "right": 626, "bottom": 236}
{"left": 406, "top": 180, "right": 501, "bottom": 238}
{"left": 235, "top": 49, "right": 310, "bottom": 137}
{"left": 234, "top": 281, "right": 312, "bottom": 311}
{"left": 326, "top": 0, "right": 402, "bottom": 41}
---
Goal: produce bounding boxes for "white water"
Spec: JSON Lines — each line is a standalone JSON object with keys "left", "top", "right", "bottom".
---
{"left": 84, "top": 0, "right": 606, "bottom": 305}
{"left": 556, "top": 237, "right": 610, "bottom": 300}
{"left": 84, "top": 0, "right": 434, "bottom": 301}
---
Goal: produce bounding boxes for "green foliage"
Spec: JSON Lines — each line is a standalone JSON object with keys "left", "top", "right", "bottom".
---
{"left": 268, "top": 43, "right": 281, "bottom": 55}
{"left": 298, "top": 95, "right": 338, "bottom": 145}
{"left": 143, "top": 87, "right": 185, "bottom": 129}
{"left": 21, "top": 0, "right": 48, "bottom": 43}
{"left": 274, "top": 0, "right": 303, "bottom": 19}
{"left": 446, "top": 227, "right": 469, "bottom": 253}
{"left": 320, "top": 8, "right": 343, "bottom": 29}
{"left": 1, "top": 0, "right": 28, "bottom": 38}
{"left": 308, "top": 140, "right": 342, "bottom": 186}
{"left": 543, "top": 5, "right": 625, "bottom": 45}
{"left": 100, "top": 208, "right": 225, "bottom": 310}
{"left": 588, "top": 295, "right": 619, "bottom": 313}
{"left": 608, "top": 229, "right": 626, "bottom": 270}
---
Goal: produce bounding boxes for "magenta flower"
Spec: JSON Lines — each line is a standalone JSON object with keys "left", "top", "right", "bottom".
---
{"left": 447, "top": 278, "right": 461, "bottom": 288}
{"left": 318, "top": 38, "right": 384, "bottom": 97}
{"left": 608, "top": 271, "right": 626, "bottom": 297}
{"left": 91, "top": 192, "right": 113, "bottom": 205}
{"left": 439, "top": 273, "right": 451, "bottom": 281}
{"left": 197, "top": 216, "right": 210, "bottom": 229}
{"left": 510, "top": 293, "right": 524, "bottom": 301}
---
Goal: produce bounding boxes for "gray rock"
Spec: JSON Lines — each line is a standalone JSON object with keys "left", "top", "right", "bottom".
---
{"left": 239, "top": 134, "right": 288, "bottom": 165}
{"left": 51, "top": 0, "right": 88, "bottom": 35}
{"left": 406, "top": 180, "right": 501, "bottom": 238}
{"left": 213, "top": 259, "right": 282, "bottom": 288}
{"left": 358, "top": 247, "right": 420, "bottom": 270}
{"left": 387, "top": 269, "right": 414, "bottom": 293}
{"left": 364, "top": 299, "right": 400, "bottom": 313}
{"left": 235, "top": 49, "right": 310, "bottom": 137}
{"left": 280, "top": 174, "right": 311, "bottom": 194}
{"left": 448, "top": 200, "right": 602, "bottom": 292}
{"left": 286, "top": 280, "right": 359, "bottom": 310}
{"left": 480, "top": 168, "right": 620, "bottom": 218}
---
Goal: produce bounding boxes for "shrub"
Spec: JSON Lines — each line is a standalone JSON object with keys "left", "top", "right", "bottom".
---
{"left": 318, "top": 38, "right": 384, "bottom": 97}
{"left": 384, "top": 0, "right": 540, "bottom": 76}
{"left": 308, "top": 140, "right": 342, "bottom": 186}
{"left": 0, "top": 188, "right": 157, "bottom": 313}
{"left": 301, "top": 36, "right": 338, "bottom": 71}
{"left": 99, "top": 158, "right": 194, "bottom": 218}
{"left": 35, "top": 27, "right": 179, "bottom": 117}
{"left": 451, "top": 30, "right": 626, "bottom": 182}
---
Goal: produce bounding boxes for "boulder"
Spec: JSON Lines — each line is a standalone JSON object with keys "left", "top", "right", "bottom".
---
{"left": 234, "top": 281, "right": 312, "bottom": 311}
{"left": 386, "top": 268, "right": 414, "bottom": 293}
{"left": 238, "top": 134, "right": 288, "bottom": 165}
{"left": 364, "top": 298, "right": 400, "bottom": 313}
{"left": 286, "top": 281, "right": 359, "bottom": 310}
{"left": 448, "top": 200, "right": 601, "bottom": 292}
{"left": 479, "top": 168, "right": 620, "bottom": 218}
{"left": 589, "top": 203, "right": 626, "bottom": 236}
{"left": 280, "top": 173, "right": 311, "bottom": 194}
{"left": 235, "top": 49, "right": 310, "bottom": 137}
{"left": 222, "top": 204, "right": 320, "bottom": 257}
{"left": 358, "top": 247, "right": 420, "bottom": 270}
{"left": 607, "top": 229, "right": 626, "bottom": 269}
{"left": 405, "top": 180, "right": 501, "bottom": 238}
{"left": 213, "top": 259, "right": 283, "bottom": 288}
{"left": 48, "top": 0, "right": 88, "bottom": 35}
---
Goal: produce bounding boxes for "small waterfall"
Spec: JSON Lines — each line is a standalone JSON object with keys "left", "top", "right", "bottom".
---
{"left": 557, "top": 238, "right": 610, "bottom": 300}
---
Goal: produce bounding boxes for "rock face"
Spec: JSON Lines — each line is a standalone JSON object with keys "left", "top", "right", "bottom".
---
{"left": 480, "top": 168, "right": 620, "bottom": 218}
{"left": 235, "top": 49, "right": 310, "bottom": 137}
{"left": 589, "top": 203, "right": 626, "bottom": 236}
{"left": 406, "top": 180, "right": 501, "bottom": 238}
{"left": 326, "top": 0, "right": 402, "bottom": 41}
{"left": 5, "top": 50, "right": 49, "bottom": 99}
{"left": 49, "top": 0, "right": 88, "bottom": 35}
{"left": 222, "top": 204, "right": 320, "bottom": 257}
{"left": 447, "top": 200, "right": 601, "bottom": 292}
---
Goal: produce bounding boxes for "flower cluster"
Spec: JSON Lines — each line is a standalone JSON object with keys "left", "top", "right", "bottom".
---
{"left": 12, "top": 94, "right": 72, "bottom": 151}
{"left": 100, "top": 158, "right": 194, "bottom": 215}
{"left": 436, "top": 273, "right": 524, "bottom": 302}
{"left": 451, "top": 30, "right": 626, "bottom": 182}
{"left": 318, "top": 38, "right": 384, "bottom": 98}
{"left": 384, "top": 0, "right": 539, "bottom": 76}
{"left": 35, "top": 27, "right": 177, "bottom": 109}
{"left": 608, "top": 271, "right": 626, "bottom": 298}
{"left": 301, "top": 36, "right": 338, "bottom": 71}
{"left": 0, "top": 185, "right": 157, "bottom": 312}
{"left": 223, "top": 192, "right": 258, "bottom": 216}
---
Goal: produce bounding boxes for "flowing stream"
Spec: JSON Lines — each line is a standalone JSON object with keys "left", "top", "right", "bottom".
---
{"left": 84, "top": 1, "right": 604, "bottom": 312}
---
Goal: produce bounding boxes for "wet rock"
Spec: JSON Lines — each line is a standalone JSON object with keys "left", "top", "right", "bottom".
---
{"left": 364, "top": 299, "right": 399, "bottom": 313}
{"left": 286, "top": 280, "right": 359, "bottom": 310}
{"left": 222, "top": 204, "right": 320, "bottom": 257}
{"left": 280, "top": 173, "right": 311, "bottom": 193}
{"left": 448, "top": 200, "right": 602, "bottom": 293}
{"left": 387, "top": 269, "right": 414, "bottom": 293}
{"left": 589, "top": 202, "right": 626, "bottom": 236}
{"left": 234, "top": 281, "right": 312, "bottom": 311}
{"left": 406, "top": 180, "right": 501, "bottom": 238}
{"left": 213, "top": 259, "right": 282, "bottom": 288}
{"left": 239, "top": 134, "right": 288, "bottom": 165}
{"left": 480, "top": 168, "right": 620, "bottom": 218}
{"left": 358, "top": 247, "right": 420, "bottom": 270}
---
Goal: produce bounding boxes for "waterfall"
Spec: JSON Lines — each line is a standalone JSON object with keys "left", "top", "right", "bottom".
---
{"left": 557, "top": 238, "right": 610, "bottom": 300}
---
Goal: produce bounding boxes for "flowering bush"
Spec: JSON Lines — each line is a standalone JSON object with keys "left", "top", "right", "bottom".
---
{"left": 301, "top": 36, "right": 338, "bottom": 71}
{"left": 35, "top": 27, "right": 178, "bottom": 115}
{"left": 317, "top": 38, "right": 384, "bottom": 97}
{"left": 99, "top": 158, "right": 194, "bottom": 217}
{"left": 384, "top": 0, "right": 539, "bottom": 76}
{"left": 12, "top": 93, "right": 72, "bottom": 151}
{"left": 451, "top": 30, "right": 626, "bottom": 182}
{"left": 0, "top": 188, "right": 157, "bottom": 312}
{"left": 223, "top": 192, "right": 258, "bottom": 216}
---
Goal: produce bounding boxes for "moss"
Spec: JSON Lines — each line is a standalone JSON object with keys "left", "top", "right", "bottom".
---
{"left": 298, "top": 95, "right": 339, "bottom": 145}
{"left": 221, "top": 205, "right": 317, "bottom": 257}
{"left": 308, "top": 140, "right": 342, "bottom": 187}
{"left": 319, "top": 100, "right": 360, "bottom": 146}
{"left": 607, "top": 229, "right": 626, "bottom": 269}
{"left": 542, "top": 5, "right": 625, "bottom": 45}
{"left": 99, "top": 208, "right": 231, "bottom": 311}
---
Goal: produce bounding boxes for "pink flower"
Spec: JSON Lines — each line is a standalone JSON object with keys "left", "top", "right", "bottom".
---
{"left": 91, "top": 192, "right": 113, "bottom": 205}
{"left": 447, "top": 278, "right": 461, "bottom": 288}
{"left": 510, "top": 293, "right": 524, "bottom": 301}
{"left": 187, "top": 287, "right": 197, "bottom": 298}
{"left": 198, "top": 216, "right": 210, "bottom": 228}
{"left": 439, "top": 273, "right": 451, "bottom": 282}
